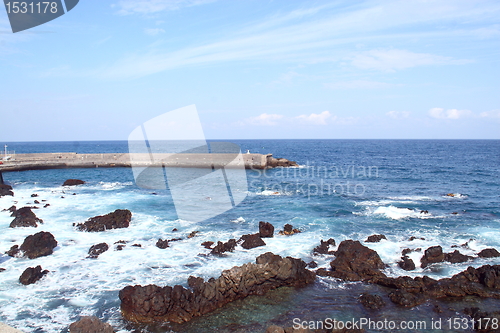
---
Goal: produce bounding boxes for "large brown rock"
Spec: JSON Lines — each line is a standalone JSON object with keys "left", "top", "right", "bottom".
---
{"left": 76, "top": 209, "right": 132, "bottom": 232}
{"left": 240, "top": 233, "right": 266, "bottom": 249}
{"left": 16, "top": 231, "right": 58, "bottom": 259}
{"left": 328, "top": 240, "right": 385, "bottom": 281}
{"left": 211, "top": 239, "right": 236, "bottom": 255}
{"left": 259, "top": 221, "right": 274, "bottom": 238}
{"left": 478, "top": 248, "right": 500, "bottom": 258}
{"left": 63, "top": 179, "right": 85, "bottom": 186}
{"left": 365, "top": 234, "right": 386, "bottom": 243}
{"left": 69, "top": 316, "right": 115, "bottom": 333}
{"left": 9, "top": 207, "right": 43, "bottom": 228}
{"left": 19, "top": 265, "right": 48, "bottom": 285}
{"left": 445, "top": 250, "right": 473, "bottom": 263}
{"left": 420, "top": 246, "right": 445, "bottom": 268}
{"left": 0, "top": 184, "right": 14, "bottom": 197}
{"left": 119, "top": 252, "right": 315, "bottom": 324}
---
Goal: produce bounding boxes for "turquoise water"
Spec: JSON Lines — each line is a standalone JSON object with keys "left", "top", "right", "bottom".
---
{"left": 0, "top": 140, "right": 499, "bottom": 332}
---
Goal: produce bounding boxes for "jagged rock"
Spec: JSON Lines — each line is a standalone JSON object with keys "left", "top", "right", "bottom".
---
{"left": 17, "top": 231, "right": 58, "bottom": 259}
{"left": 63, "top": 179, "right": 85, "bottom": 186}
{"left": 328, "top": 240, "right": 385, "bottom": 281}
{"left": 34, "top": 200, "right": 40, "bottom": 204}
{"left": 388, "top": 290, "right": 426, "bottom": 307}
{"left": 76, "top": 209, "right": 131, "bottom": 232}
{"left": 69, "top": 316, "right": 115, "bottom": 333}
{"left": 313, "top": 238, "right": 336, "bottom": 255}
{"left": 201, "top": 241, "right": 214, "bottom": 249}
{"left": 266, "top": 325, "right": 285, "bottom": 333}
{"left": 9, "top": 207, "right": 43, "bottom": 228}
{"left": 365, "top": 234, "right": 386, "bottom": 243}
{"left": 2, "top": 205, "right": 16, "bottom": 213}
{"left": 398, "top": 256, "right": 416, "bottom": 271}
{"left": 267, "top": 156, "right": 298, "bottom": 168}
{"left": 445, "top": 250, "right": 473, "bottom": 263}
{"left": 0, "top": 268, "right": 5, "bottom": 272}
{"left": 156, "top": 239, "right": 169, "bottom": 249}
{"left": 88, "top": 243, "right": 109, "bottom": 258}
{"left": 211, "top": 239, "right": 237, "bottom": 255}
{"left": 420, "top": 246, "right": 445, "bottom": 268}
{"left": 409, "top": 236, "right": 425, "bottom": 241}
{"left": 240, "top": 233, "right": 266, "bottom": 249}
{"left": 119, "top": 252, "right": 315, "bottom": 324}
{"left": 6, "top": 245, "right": 19, "bottom": 257}
{"left": 359, "top": 293, "right": 386, "bottom": 310}
{"left": 132, "top": 244, "right": 141, "bottom": 247}
{"left": 478, "top": 248, "right": 500, "bottom": 258}
{"left": 307, "top": 261, "right": 318, "bottom": 268}
{"left": 31, "top": 193, "right": 38, "bottom": 197}
{"left": 0, "top": 184, "right": 14, "bottom": 197}
{"left": 43, "top": 204, "right": 50, "bottom": 208}
{"left": 188, "top": 231, "right": 199, "bottom": 238}
{"left": 19, "top": 265, "right": 48, "bottom": 285}
{"left": 278, "top": 224, "right": 301, "bottom": 236}
{"left": 259, "top": 221, "right": 274, "bottom": 238}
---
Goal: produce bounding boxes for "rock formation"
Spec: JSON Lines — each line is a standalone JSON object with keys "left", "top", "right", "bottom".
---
{"left": 365, "top": 234, "right": 386, "bottom": 243}
{"left": 76, "top": 209, "right": 132, "bottom": 232}
{"left": 9, "top": 207, "right": 43, "bottom": 228}
{"left": 312, "top": 238, "right": 336, "bottom": 255}
{"left": 68, "top": 316, "right": 115, "bottom": 333}
{"left": 0, "top": 184, "right": 14, "bottom": 197}
{"left": 6, "top": 231, "right": 58, "bottom": 259}
{"left": 19, "top": 265, "right": 48, "bottom": 285}
{"left": 239, "top": 233, "right": 266, "bottom": 249}
{"left": 63, "top": 179, "right": 85, "bottom": 186}
{"left": 259, "top": 221, "right": 274, "bottom": 238}
{"left": 88, "top": 243, "right": 109, "bottom": 258}
{"left": 210, "top": 239, "right": 236, "bottom": 255}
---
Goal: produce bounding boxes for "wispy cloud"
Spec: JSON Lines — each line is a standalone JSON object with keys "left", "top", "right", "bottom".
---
{"left": 144, "top": 28, "right": 166, "bottom": 36}
{"left": 295, "top": 111, "right": 333, "bottom": 125}
{"left": 113, "top": 0, "right": 217, "bottom": 15}
{"left": 386, "top": 110, "right": 411, "bottom": 119}
{"left": 245, "top": 113, "right": 284, "bottom": 126}
{"left": 350, "top": 49, "right": 471, "bottom": 72}
{"left": 428, "top": 107, "right": 473, "bottom": 119}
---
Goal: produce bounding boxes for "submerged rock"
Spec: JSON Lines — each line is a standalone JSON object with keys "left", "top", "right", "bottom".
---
{"left": 119, "top": 252, "right": 315, "bottom": 324}
{"left": 69, "top": 316, "right": 115, "bottom": 333}
{"left": 63, "top": 179, "right": 85, "bottom": 186}
{"left": 88, "top": 243, "right": 109, "bottom": 259}
{"left": 9, "top": 207, "right": 43, "bottom": 228}
{"left": 239, "top": 233, "right": 266, "bottom": 249}
{"left": 359, "top": 293, "right": 386, "bottom": 310}
{"left": 0, "top": 184, "right": 14, "bottom": 197}
{"left": 76, "top": 209, "right": 132, "bottom": 232}
{"left": 19, "top": 265, "right": 48, "bottom": 285}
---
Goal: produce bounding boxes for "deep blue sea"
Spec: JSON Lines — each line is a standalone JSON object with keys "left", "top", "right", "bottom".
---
{"left": 0, "top": 140, "right": 499, "bottom": 333}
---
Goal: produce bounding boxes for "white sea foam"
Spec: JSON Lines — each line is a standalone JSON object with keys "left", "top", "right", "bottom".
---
{"left": 230, "top": 217, "right": 246, "bottom": 223}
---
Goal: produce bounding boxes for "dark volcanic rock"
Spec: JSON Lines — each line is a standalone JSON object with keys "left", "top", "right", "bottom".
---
{"left": 359, "top": 293, "right": 386, "bottom": 310}
{"left": 188, "top": 231, "right": 199, "bottom": 238}
{"left": 0, "top": 268, "right": 5, "bottom": 272}
{"left": 76, "top": 209, "right": 132, "bottom": 232}
{"left": 69, "top": 316, "right": 115, "bottom": 333}
{"left": 211, "top": 239, "right": 237, "bottom": 255}
{"left": 18, "top": 231, "right": 58, "bottom": 259}
{"left": 365, "top": 234, "right": 387, "bottom": 243}
{"left": 445, "top": 250, "right": 473, "bottom": 263}
{"left": 328, "top": 240, "right": 385, "bottom": 281}
{"left": 19, "top": 265, "right": 49, "bottom": 285}
{"left": 463, "top": 308, "right": 500, "bottom": 333}
{"left": 278, "top": 223, "right": 301, "bottom": 236}
{"left": 259, "top": 221, "right": 274, "bottom": 238}
{"left": 9, "top": 207, "right": 43, "bottom": 228}
{"left": 388, "top": 290, "right": 426, "bottom": 307}
{"left": 478, "top": 248, "right": 500, "bottom": 258}
{"left": 420, "top": 246, "right": 445, "bottom": 268}
{"left": 63, "top": 179, "right": 85, "bottom": 186}
{"left": 6, "top": 245, "right": 19, "bottom": 257}
{"left": 240, "top": 233, "right": 266, "bottom": 249}
{"left": 267, "top": 156, "right": 298, "bottom": 168}
{"left": 201, "top": 241, "right": 214, "bottom": 249}
{"left": 313, "top": 238, "right": 336, "bottom": 255}
{"left": 88, "top": 243, "right": 109, "bottom": 259}
{"left": 119, "top": 252, "right": 315, "bottom": 324}
{"left": 156, "top": 239, "right": 169, "bottom": 249}
{"left": 398, "top": 256, "right": 416, "bottom": 271}
{"left": 2, "top": 205, "right": 16, "bottom": 213}
{"left": 31, "top": 193, "right": 38, "bottom": 197}
{"left": 0, "top": 184, "right": 14, "bottom": 197}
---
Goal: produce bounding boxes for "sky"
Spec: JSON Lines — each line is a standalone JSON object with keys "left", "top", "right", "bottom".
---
{"left": 0, "top": 0, "right": 499, "bottom": 141}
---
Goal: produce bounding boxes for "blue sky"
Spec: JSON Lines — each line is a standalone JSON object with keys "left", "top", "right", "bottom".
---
{"left": 1, "top": 0, "right": 499, "bottom": 141}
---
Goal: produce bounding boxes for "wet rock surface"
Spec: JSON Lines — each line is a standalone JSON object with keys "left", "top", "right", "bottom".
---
{"left": 119, "top": 252, "right": 315, "bottom": 324}
{"left": 19, "top": 265, "right": 48, "bottom": 285}
{"left": 365, "top": 234, "right": 386, "bottom": 243}
{"left": 9, "top": 207, "right": 43, "bottom": 228}
{"left": 312, "top": 238, "right": 336, "bottom": 255}
{"left": 259, "top": 221, "right": 275, "bottom": 238}
{"left": 63, "top": 179, "right": 85, "bottom": 186}
{"left": 278, "top": 224, "right": 301, "bottom": 236}
{"left": 76, "top": 209, "right": 132, "bottom": 232}
{"left": 211, "top": 239, "right": 237, "bottom": 255}
{"left": 359, "top": 293, "right": 386, "bottom": 310}
{"left": 0, "top": 184, "right": 14, "bottom": 197}
{"left": 478, "top": 248, "right": 500, "bottom": 258}
{"left": 420, "top": 245, "right": 445, "bottom": 268}
{"left": 88, "top": 243, "right": 109, "bottom": 258}
{"left": 240, "top": 233, "right": 266, "bottom": 249}
{"left": 156, "top": 239, "right": 169, "bottom": 249}
{"left": 69, "top": 316, "right": 115, "bottom": 333}
{"left": 6, "top": 231, "right": 58, "bottom": 259}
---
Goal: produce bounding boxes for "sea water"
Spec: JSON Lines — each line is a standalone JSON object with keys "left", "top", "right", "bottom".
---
{"left": 0, "top": 140, "right": 499, "bottom": 332}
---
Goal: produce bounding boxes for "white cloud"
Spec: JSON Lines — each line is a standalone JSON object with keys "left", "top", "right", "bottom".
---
{"left": 428, "top": 107, "right": 473, "bottom": 119}
{"left": 386, "top": 110, "right": 411, "bottom": 119}
{"left": 114, "top": 0, "right": 217, "bottom": 15}
{"left": 295, "top": 111, "right": 333, "bottom": 125}
{"left": 144, "top": 28, "right": 165, "bottom": 36}
{"left": 480, "top": 110, "right": 500, "bottom": 118}
{"left": 246, "top": 113, "right": 283, "bottom": 126}
{"left": 350, "top": 49, "right": 470, "bottom": 72}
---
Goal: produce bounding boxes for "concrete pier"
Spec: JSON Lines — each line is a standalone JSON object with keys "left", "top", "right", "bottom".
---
{"left": 0, "top": 152, "right": 297, "bottom": 173}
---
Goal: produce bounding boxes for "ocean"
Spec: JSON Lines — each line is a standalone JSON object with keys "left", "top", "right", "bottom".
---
{"left": 0, "top": 140, "right": 499, "bottom": 332}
